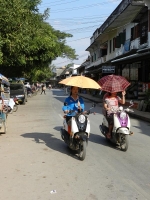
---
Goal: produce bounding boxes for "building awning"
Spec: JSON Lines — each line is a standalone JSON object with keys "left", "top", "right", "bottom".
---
{"left": 111, "top": 51, "right": 150, "bottom": 64}
{"left": 86, "top": 67, "right": 102, "bottom": 74}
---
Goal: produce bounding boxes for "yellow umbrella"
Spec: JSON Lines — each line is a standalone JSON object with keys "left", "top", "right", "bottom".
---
{"left": 59, "top": 76, "right": 101, "bottom": 89}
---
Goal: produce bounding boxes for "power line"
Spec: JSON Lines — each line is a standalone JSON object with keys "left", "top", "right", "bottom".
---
{"left": 51, "top": 19, "right": 107, "bottom": 26}
{"left": 64, "top": 29, "right": 99, "bottom": 34}
{"left": 43, "top": 0, "right": 67, "bottom": 3}
{"left": 52, "top": 13, "right": 131, "bottom": 34}
{"left": 49, "top": 14, "right": 108, "bottom": 21}
{"left": 70, "top": 30, "right": 99, "bottom": 34}
{"left": 40, "top": 0, "right": 71, "bottom": 6}
{"left": 77, "top": 53, "right": 89, "bottom": 58}
{"left": 50, "top": 4, "right": 105, "bottom": 13}
{"left": 65, "top": 20, "right": 133, "bottom": 42}
{"left": 39, "top": 0, "right": 80, "bottom": 7}
{"left": 62, "top": 24, "right": 101, "bottom": 32}
{"left": 67, "top": 37, "right": 90, "bottom": 42}
{"left": 40, "top": 0, "right": 120, "bottom": 9}
{"left": 47, "top": 1, "right": 121, "bottom": 13}
{"left": 53, "top": 53, "right": 89, "bottom": 65}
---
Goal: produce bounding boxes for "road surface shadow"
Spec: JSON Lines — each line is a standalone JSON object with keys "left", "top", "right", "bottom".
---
{"left": 132, "top": 124, "right": 150, "bottom": 137}
{"left": 53, "top": 126, "right": 62, "bottom": 131}
{"left": 21, "top": 132, "right": 82, "bottom": 160}
{"left": 89, "top": 132, "right": 122, "bottom": 151}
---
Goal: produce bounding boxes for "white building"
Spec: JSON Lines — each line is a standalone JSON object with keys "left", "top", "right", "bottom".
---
{"left": 85, "top": 0, "right": 150, "bottom": 100}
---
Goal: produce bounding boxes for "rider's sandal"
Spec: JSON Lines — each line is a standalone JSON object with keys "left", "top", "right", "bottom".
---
{"left": 129, "top": 131, "right": 134, "bottom": 135}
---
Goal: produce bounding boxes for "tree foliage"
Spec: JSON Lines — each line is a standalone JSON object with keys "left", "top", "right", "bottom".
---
{"left": 29, "top": 67, "right": 53, "bottom": 82}
{"left": 0, "top": 0, "right": 77, "bottom": 79}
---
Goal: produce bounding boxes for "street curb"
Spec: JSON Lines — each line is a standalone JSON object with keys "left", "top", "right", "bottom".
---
{"left": 128, "top": 112, "right": 150, "bottom": 123}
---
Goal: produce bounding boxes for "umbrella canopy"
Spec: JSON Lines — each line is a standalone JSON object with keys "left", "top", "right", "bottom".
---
{"left": 0, "top": 73, "right": 10, "bottom": 86}
{"left": 98, "top": 74, "right": 130, "bottom": 93}
{"left": 59, "top": 76, "right": 101, "bottom": 89}
{"left": 59, "top": 76, "right": 72, "bottom": 85}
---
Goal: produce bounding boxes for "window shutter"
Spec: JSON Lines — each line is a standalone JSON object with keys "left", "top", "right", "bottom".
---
{"left": 120, "top": 32, "right": 126, "bottom": 45}
{"left": 123, "top": 31, "right": 126, "bottom": 44}
{"left": 116, "top": 36, "right": 120, "bottom": 48}
{"left": 109, "top": 40, "right": 112, "bottom": 53}
{"left": 135, "top": 24, "right": 140, "bottom": 39}
{"left": 113, "top": 37, "right": 116, "bottom": 51}
{"left": 94, "top": 53, "right": 96, "bottom": 61}
{"left": 131, "top": 27, "right": 134, "bottom": 41}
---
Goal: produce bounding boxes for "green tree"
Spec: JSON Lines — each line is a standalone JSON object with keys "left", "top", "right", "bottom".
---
{"left": 29, "top": 67, "right": 53, "bottom": 82}
{"left": 0, "top": 0, "right": 77, "bottom": 78}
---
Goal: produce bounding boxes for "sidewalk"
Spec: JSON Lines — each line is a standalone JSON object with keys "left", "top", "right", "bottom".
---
{"left": 79, "top": 93, "right": 150, "bottom": 123}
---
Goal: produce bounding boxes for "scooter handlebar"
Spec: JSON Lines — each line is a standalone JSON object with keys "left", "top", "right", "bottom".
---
{"left": 66, "top": 109, "right": 94, "bottom": 116}
{"left": 110, "top": 107, "right": 134, "bottom": 113}
{"left": 125, "top": 108, "right": 134, "bottom": 112}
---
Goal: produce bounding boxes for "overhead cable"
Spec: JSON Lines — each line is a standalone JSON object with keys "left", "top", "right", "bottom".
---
{"left": 40, "top": 0, "right": 121, "bottom": 13}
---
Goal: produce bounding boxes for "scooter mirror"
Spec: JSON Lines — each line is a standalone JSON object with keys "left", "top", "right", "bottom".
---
{"left": 130, "top": 100, "right": 134, "bottom": 105}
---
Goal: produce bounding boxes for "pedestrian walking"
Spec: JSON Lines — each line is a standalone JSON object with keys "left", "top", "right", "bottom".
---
{"left": 41, "top": 84, "right": 46, "bottom": 95}
{"left": 48, "top": 84, "right": 52, "bottom": 90}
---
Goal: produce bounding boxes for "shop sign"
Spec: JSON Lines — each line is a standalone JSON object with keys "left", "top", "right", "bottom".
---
{"left": 102, "top": 66, "right": 115, "bottom": 73}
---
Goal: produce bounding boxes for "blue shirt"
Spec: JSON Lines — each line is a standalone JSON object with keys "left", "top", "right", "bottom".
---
{"left": 62, "top": 96, "right": 84, "bottom": 116}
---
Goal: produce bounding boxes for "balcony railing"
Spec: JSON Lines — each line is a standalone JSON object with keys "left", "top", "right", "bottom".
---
{"left": 130, "top": 38, "right": 140, "bottom": 50}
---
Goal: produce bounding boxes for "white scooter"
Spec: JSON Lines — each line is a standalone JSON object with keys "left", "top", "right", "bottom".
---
{"left": 99, "top": 101, "right": 134, "bottom": 151}
{"left": 60, "top": 103, "right": 95, "bottom": 160}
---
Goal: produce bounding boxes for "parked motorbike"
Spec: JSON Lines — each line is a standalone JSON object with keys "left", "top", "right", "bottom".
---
{"left": 60, "top": 102, "right": 95, "bottom": 160}
{"left": 3, "top": 99, "right": 12, "bottom": 114}
{"left": 26, "top": 87, "right": 33, "bottom": 97}
{"left": 31, "top": 86, "right": 37, "bottom": 96}
{"left": 99, "top": 100, "right": 134, "bottom": 151}
{"left": 26, "top": 86, "right": 37, "bottom": 97}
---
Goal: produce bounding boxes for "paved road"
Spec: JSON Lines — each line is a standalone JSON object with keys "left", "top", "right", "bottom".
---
{"left": 0, "top": 89, "right": 150, "bottom": 200}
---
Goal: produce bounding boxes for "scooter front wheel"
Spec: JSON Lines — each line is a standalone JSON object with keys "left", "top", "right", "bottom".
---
{"left": 79, "top": 141, "right": 86, "bottom": 161}
{"left": 120, "top": 135, "right": 129, "bottom": 152}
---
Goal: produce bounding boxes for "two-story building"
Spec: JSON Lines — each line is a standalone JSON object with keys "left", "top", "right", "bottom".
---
{"left": 77, "top": 56, "right": 90, "bottom": 76}
{"left": 58, "top": 64, "right": 81, "bottom": 83}
{"left": 85, "top": 0, "right": 150, "bottom": 99}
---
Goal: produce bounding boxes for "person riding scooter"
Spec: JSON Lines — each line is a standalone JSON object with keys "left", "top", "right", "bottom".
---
{"left": 62, "top": 86, "right": 84, "bottom": 144}
{"left": 103, "top": 90, "right": 126, "bottom": 139}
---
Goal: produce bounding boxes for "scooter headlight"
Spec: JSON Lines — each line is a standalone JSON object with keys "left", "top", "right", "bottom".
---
{"left": 78, "top": 114, "right": 86, "bottom": 123}
{"left": 120, "top": 112, "right": 127, "bottom": 119}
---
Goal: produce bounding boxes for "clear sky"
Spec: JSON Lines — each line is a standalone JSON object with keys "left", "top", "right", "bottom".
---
{"left": 38, "top": 0, "right": 122, "bottom": 67}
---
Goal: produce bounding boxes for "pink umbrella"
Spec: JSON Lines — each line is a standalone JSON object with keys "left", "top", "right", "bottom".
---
{"left": 98, "top": 75, "right": 130, "bottom": 93}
